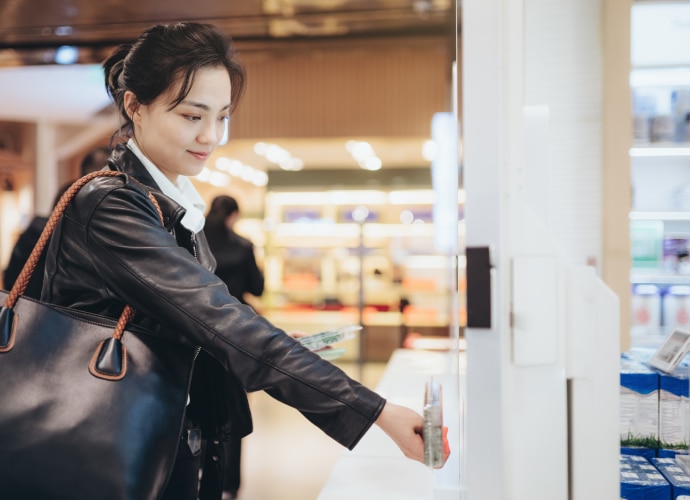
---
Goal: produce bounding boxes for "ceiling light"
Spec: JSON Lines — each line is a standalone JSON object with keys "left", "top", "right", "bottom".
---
{"left": 265, "top": 144, "right": 290, "bottom": 163}
{"left": 254, "top": 141, "right": 304, "bottom": 171}
{"left": 251, "top": 170, "right": 269, "bottom": 186}
{"left": 240, "top": 165, "right": 256, "bottom": 181}
{"left": 214, "top": 157, "right": 232, "bottom": 171}
{"left": 212, "top": 157, "right": 267, "bottom": 185}
{"left": 346, "top": 140, "right": 375, "bottom": 160}
{"left": 54, "top": 26, "right": 73, "bottom": 36}
{"left": 359, "top": 156, "right": 382, "bottom": 171}
{"left": 214, "top": 157, "right": 247, "bottom": 176}
{"left": 279, "top": 157, "right": 304, "bottom": 171}
{"left": 55, "top": 46, "right": 78, "bottom": 65}
{"left": 254, "top": 142, "right": 268, "bottom": 155}
{"left": 208, "top": 171, "right": 230, "bottom": 187}
{"left": 345, "top": 140, "right": 382, "bottom": 170}
{"left": 196, "top": 167, "right": 211, "bottom": 182}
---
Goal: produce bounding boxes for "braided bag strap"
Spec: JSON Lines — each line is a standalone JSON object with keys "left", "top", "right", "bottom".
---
{"left": 3, "top": 170, "right": 164, "bottom": 345}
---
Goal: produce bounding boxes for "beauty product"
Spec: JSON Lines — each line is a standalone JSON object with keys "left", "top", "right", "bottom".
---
{"left": 423, "top": 378, "right": 444, "bottom": 468}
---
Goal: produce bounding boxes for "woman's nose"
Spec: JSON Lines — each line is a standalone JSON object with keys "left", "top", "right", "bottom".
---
{"left": 198, "top": 120, "right": 220, "bottom": 145}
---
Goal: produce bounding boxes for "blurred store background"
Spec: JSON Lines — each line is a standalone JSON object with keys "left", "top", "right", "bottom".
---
{"left": 0, "top": 0, "right": 461, "bottom": 364}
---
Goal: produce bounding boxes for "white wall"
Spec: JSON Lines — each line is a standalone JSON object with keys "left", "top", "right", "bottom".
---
{"left": 524, "top": 0, "right": 603, "bottom": 268}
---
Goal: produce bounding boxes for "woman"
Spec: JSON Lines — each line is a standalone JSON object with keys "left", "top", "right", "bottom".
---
{"left": 204, "top": 195, "right": 264, "bottom": 307}
{"left": 42, "top": 22, "right": 445, "bottom": 499}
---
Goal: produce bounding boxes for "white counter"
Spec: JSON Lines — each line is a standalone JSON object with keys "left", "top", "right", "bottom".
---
{"left": 318, "top": 349, "right": 464, "bottom": 500}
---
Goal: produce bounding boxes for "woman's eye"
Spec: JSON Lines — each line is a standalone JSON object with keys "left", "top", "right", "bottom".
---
{"left": 219, "top": 115, "right": 229, "bottom": 123}
{"left": 183, "top": 114, "right": 201, "bottom": 121}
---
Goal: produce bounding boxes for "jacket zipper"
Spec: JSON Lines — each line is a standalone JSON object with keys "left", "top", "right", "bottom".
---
{"left": 190, "top": 233, "right": 198, "bottom": 260}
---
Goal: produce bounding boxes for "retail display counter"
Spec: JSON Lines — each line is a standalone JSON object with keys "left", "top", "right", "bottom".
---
{"left": 318, "top": 348, "right": 463, "bottom": 499}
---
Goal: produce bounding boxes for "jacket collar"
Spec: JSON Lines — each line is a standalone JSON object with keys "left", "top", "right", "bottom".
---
{"left": 107, "top": 143, "right": 187, "bottom": 231}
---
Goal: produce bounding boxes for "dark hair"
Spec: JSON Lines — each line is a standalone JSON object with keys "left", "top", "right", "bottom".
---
{"left": 103, "top": 22, "right": 246, "bottom": 141}
{"left": 80, "top": 146, "right": 111, "bottom": 176}
{"left": 205, "top": 195, "right": 240, "bottom": 233}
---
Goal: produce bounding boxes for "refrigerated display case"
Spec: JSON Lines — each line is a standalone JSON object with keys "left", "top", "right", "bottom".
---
{"left": 629, "top": 2, "right": 690, "bottom": 339}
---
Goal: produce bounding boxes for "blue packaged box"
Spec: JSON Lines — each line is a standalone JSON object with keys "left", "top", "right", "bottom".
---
{"left": 652, "top": 457, "right": 690, "bottom": 498}
{"left": 621, "top": 455, "right": 671, "bottom": 499}
{"left": 659, "top": 365, "right": 689, "bottom": 449}
{"left": 622, "top": 446, "right": 657, "bottom": 460}
{"left": 659, "top": 449, "right": 689, "bottom": 459}
{"left": 623, "top": 347, "right": 659, "bottom": 363}
{"left": 621, "top": 358, "right": 660, "bottom": 445}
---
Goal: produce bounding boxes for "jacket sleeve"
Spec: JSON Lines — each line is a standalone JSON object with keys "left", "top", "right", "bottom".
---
{"left": 79, "top": 184, "right": 384, "bottom": 450}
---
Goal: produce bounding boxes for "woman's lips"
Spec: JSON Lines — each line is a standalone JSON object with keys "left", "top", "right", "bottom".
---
{"left": 188, "top": 151, "right": 209, "bottom": 161}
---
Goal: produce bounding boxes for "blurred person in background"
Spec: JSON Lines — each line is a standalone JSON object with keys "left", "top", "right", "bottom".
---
{"left": 204, "top": 195, "right": 264, "bottom": 307}
{"left": 2, "top": 145, "right": 110, "bottom": 297}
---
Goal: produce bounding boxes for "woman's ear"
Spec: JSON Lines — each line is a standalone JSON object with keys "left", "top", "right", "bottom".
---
{"left": 123, "top": 91, "right": 140, "bottom": 122}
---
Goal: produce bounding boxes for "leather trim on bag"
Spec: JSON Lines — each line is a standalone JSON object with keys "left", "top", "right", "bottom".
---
{"left": 88, "top": 338, "right": 128, "bottom": 380}
{"left": 0, "top": 306, "right": 17, "bottom": 352}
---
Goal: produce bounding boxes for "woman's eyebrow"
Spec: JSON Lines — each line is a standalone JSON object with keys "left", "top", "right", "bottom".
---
{"left": 183, "top": 100, "right": 232, "bottom": 112}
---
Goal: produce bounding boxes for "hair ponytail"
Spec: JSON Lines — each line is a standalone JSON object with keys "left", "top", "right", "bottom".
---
{"left": 103, "top": 44, "right": 134, "bottom": 141}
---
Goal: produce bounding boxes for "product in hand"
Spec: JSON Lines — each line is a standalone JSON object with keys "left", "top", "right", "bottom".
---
{"left": 298, "top": 325, "right": 362, "bottom": 360}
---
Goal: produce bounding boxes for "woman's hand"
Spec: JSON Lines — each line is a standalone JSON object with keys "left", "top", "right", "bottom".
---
{"left": 286, "top": 330, "right": 308, "bottom": 339}
{"left": 375, "top": 401, "right": 450, "bottom": 468}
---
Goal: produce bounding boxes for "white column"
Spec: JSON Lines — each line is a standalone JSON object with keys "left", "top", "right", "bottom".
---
{"left": 35, "top": 121, "right": 58, "bottom": 216}
{"left": 463, "top": 0, "right": 510, "bottom": 497}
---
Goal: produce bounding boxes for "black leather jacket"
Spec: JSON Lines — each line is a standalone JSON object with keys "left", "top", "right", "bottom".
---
{"left": 42, "top": 143, "right": 385, "bottom": 449}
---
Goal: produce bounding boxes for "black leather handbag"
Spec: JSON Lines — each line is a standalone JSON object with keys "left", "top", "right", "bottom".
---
{"left": 0, "top": 171, "right": 197, "bottom": 499}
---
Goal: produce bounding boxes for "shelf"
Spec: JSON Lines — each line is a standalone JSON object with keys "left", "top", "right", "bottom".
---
{"left": 630, "top": 270, "right": 690, "bottom": 285}
{"left": 630, "top": 211, "right": 690, "bottom": 221}
{"left": 629, "top": 144, "right": 690, "bottom": 157}
{"left": 269, "top": 221, "right": 440, "bottom": 238}
{"left": 630, "top": 67, "right": 690, "bottom": 88}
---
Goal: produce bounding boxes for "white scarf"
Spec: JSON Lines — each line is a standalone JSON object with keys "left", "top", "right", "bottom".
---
{"left": 126, "top": 139, "right": 206, "bottom": 233}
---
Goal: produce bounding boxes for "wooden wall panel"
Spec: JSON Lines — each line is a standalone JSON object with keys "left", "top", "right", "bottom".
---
{"left": 230, "top": 37, "right": 453, "bottom": 139}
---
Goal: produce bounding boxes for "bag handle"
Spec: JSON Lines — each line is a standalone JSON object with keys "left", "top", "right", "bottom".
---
{"left": 0, "top": 170, "right": 165, "bottom": 381}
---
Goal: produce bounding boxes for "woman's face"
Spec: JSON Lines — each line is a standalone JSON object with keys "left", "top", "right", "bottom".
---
{"left": 127, "top": 66, "right": 231, "bottom": 183}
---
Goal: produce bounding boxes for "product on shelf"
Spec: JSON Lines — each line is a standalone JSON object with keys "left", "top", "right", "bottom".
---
{"left": 620, "top": 455, "right": 671, "bottom": 499}
{"left": 620, "top": 357, "right": 660, "bottom": 447}
{"left": 652, "top": 457, "right": 690, "bottom": 498}
{"left": 652, "top": 114, "right": 675, "bottom": 142}
{"left": 621, "top": 446, "right": 656, "bottom": 460}
{"left": 673, "top": 89, "right": 690, "bottom": 143}
{"left": 658, "top": 449, "right": 689, "bottom": 459}
{"left": 631, "top": 284, "right": 662, "bottom": 334}
{"left": 663, "top": 286, "right": 690, "bottom": 329}
{"left": 663, "top": 236, "right": 690, "bottom": 272}
{"left": 658, "top": 365, "right": 690, "bottom": 450}
{"left": 631, "top": 221, "right": 664, "bottom": 270}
